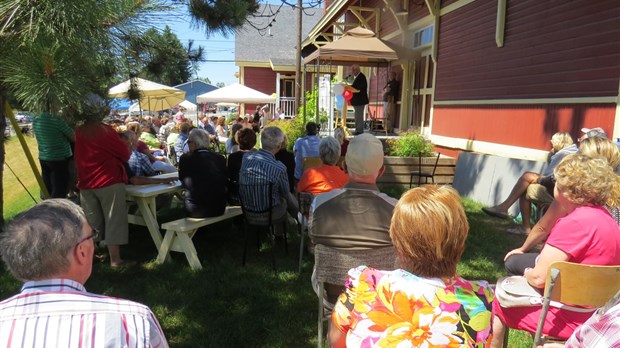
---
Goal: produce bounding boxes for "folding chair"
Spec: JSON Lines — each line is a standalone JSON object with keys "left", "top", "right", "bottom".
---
{"left": 409, "top": 152, "right": 440, "bottom": 188}
{"left": 238, "top": 182, "right": 288, "bottom": 270}
{"left": 530, "top": 261, "right": 620, "bottom": 347}
{"left": 314, "top": 245, "right": 397, "bottom": 348}
{"left": 297, "top": 191, "right": 314, "bottom": 273}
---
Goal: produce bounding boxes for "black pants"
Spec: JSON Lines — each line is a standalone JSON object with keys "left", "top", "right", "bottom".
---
{"left": 40, "top": 159, "right": 70, "bottom": 199}
{"left": 504, "top": 253, "right": 538, "bottom": 276}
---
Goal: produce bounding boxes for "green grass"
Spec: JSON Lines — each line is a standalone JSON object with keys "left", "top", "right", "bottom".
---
{"left": 0, "top": 172, "right": 535, "bottom": 346}
{"left": 3, "top": 135, "right": 40, "bottom": 220}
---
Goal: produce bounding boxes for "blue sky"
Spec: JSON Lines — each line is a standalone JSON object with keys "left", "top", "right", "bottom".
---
{"left": 158, "top": 1, "right": 303, "bottom": 87}
{"left": 159, "top": 12, "right": 237, "bottom": 86}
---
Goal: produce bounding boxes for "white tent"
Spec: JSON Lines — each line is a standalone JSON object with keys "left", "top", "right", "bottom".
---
{"left": 196, "top": 83, "right": 275, "bottom": 104}
{"left": 178, "top": 100, "right": 197, "bottom": 111}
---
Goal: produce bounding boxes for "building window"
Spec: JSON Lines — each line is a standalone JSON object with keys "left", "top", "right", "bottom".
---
{"left": 413, "top": 25, "right": 433, "bottom": 48}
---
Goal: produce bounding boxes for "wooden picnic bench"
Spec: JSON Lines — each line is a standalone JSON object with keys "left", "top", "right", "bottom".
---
{"left": 156, "top": 206, "right": 243, "bottom": 270}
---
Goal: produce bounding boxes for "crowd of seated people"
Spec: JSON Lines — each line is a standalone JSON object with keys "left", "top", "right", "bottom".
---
{"left": 19, "top": 107, "right": 620, "bottom": 348}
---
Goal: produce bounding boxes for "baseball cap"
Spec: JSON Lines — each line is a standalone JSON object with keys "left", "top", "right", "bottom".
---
{"left": 581, "top": 127, "right": 608, "bottom": 139}
{"left": 345, "top": 133, "right": 384, "bottom": 176}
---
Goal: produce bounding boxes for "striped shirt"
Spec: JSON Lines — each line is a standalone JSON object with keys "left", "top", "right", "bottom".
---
{"left": 239, "top": 149, "right": 289, "bottom": 212}
{"left": 32, "top": 112, "right": 74, "bottom": 161}
{"left": 0, "top": 279, "right": 168, "bottom": 348}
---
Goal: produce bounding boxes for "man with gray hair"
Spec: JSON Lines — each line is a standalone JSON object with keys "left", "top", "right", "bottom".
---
{"left": 0, "top": 199, "right": 168, "bottom": 347}
{"left": 239, "top": 126, "right": 298, "bottom": 224}
{"left": 309, "top": 133, "right": 396, "bottom": 304}
{"left": 178, "top": 128, "right": 227, "bottom": 218}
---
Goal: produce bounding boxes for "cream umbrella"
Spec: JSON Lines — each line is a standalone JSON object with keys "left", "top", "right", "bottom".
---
{"left": 138, "top": 91, "right": 186, "bottom": 111}
{"left": 108, "top": 77, "right": 186, "bottom": 111}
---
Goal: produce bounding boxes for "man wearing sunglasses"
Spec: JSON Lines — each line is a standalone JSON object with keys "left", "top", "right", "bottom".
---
{"left": 0, "top": 199, "right": 168, "bottom": 347}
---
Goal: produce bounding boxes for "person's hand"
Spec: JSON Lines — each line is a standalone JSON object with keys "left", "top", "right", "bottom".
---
{"left": 504, "top": 248, "right": 524, "bottom": 261}
{"left": 161, "top": 177, "right": 178, "bottom": 184}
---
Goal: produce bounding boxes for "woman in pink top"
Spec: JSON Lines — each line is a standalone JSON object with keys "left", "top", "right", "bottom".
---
{"left": 297, "top": 136, "right": 348, "bottom": 194}
{"left": 491, "top": 154, "right": 620, "bottom": 346}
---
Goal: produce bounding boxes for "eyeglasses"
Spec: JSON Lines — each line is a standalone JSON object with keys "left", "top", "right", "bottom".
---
{"left": 76, "top": 229, "right": 99, "bottom": 246}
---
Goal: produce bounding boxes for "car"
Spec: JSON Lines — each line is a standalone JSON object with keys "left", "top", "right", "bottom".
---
{"left": 15, "top": 112, "right": 33, "bottom": 123}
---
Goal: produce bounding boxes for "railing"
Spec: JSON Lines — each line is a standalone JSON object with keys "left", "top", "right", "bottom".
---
{"left": 278, "top": 97, "right": 296, "bottom": 118}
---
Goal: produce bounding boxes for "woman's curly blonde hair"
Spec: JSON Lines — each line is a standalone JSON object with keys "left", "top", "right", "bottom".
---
{"left": 554, "top": 154, "right": 620, "bottom": 208}
{"left": 579, "top": 137, "right": 620, "bottom": 171}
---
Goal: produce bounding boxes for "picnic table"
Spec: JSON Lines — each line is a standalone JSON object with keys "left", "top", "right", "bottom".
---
{"left": 125, "top": 172, "right": 182, "bottom": 251}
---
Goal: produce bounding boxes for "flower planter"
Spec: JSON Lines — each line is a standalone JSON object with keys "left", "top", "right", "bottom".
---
{"left": 378, "top": 155, "right": 456, "bottom": 186}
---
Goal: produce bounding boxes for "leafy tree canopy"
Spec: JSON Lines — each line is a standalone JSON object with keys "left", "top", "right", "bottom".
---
{"left": 123, "top": 26, "right": 204, "bottom": 86}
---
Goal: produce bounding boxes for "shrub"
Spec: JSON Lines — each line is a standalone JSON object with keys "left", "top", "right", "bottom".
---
{"left": 270, "top": 117, "right": 304, "bottom": 152}
{"left": 385, "top": 130, "right": 434, "bottom": 157}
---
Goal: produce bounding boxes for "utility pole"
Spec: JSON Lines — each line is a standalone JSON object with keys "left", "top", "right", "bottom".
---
{"left": 295, "top": 0, "right": 302, "bottom": 116}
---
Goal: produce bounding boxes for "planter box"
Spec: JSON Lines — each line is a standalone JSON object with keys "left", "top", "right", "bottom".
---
{"left": 378, "top": 155, "right": 456, "bottom": 186}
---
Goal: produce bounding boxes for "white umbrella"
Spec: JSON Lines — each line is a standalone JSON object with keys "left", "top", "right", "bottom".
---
{"left": 108, "top": 77, "right": 186, "bottom": 112}
{"left": 196, "top": 83, "right": 275, "bottom": 104}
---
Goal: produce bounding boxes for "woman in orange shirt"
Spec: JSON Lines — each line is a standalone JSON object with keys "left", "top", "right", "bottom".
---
{"left": 297, "top": 136, "right": 349, "bottom": 194}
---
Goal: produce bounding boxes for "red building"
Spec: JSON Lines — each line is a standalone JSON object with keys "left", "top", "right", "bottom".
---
{"left": 302, "top": 0, "right": 620, "bottom": 160}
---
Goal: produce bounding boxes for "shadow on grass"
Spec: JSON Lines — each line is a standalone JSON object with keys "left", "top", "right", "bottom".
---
{"left": 83, "top": 219, "right": 318, "bottom": 348}
{"left": 0, "top": 189, "right": 534, "bottom": 347}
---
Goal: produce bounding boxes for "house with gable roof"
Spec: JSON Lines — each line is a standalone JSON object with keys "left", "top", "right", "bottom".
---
{"left": 235, "top": 3, "right": 321, "bottom": 117}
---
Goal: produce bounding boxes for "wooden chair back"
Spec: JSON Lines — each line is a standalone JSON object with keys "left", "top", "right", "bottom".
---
{"left": 546, "top": 261, "right": 620, "bottom": 307}
{"left": 303, "top": 157, "right": 322, "bottom": 172}
{"left": 532, "top": 261, "right": 620, "bottom": 347}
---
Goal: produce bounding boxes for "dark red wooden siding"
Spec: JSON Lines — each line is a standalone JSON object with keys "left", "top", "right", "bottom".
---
{"left": 408, "top": 1, "right": 431, "bottom": 22}
{"left": 432, "top": 104, "right": 616, "bottom": 150}
{"left": 435, "top": 0, "right": 620, "bottom": 100}
{"left": 244, "top": 67, "right": 277, "bottom": 95}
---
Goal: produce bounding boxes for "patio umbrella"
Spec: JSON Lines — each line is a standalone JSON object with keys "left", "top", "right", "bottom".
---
{"left": 138, "top": 91, "right": 186, "bottom": 112}
{"left": 108, "top": 77, "right": 186, "bottom": 111}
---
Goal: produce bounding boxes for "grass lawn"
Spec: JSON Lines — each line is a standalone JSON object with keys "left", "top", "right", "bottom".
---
{"left": 0, "top": 143, "right": 534, "bottom": 347}
{"left": 3, "top": 135, "right": 40, "bottom": 220}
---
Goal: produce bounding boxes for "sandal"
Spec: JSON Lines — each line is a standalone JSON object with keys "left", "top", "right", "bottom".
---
{"left": 481, "top": 207, "right": 511, "bottom": 220}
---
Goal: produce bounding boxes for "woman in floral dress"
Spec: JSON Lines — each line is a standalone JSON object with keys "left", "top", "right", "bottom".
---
{"left": 329, "top": 185, "right": 495, "bottom": 347}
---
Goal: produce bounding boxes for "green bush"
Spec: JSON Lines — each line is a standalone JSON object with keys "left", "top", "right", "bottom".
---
{"left": 270, "top": 117, "right": 304, "bottom": 152}
{"left": 385, "top": 131, "right": 434, "bottom": 157}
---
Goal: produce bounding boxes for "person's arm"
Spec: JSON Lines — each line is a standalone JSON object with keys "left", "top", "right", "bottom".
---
{"left": 524, "top": 244, "right": 569, "bottom": 289}
{"left": 504, "top": 200, "right": 565, "bottom": 260}
{"left": 297, "top": 171, "right": 310, "bottom": 193}
{"left": 128, "top": 175, "right": 178, "bottom": 185}
{"left": 328, "top": 321, "right": 346, "bottom": 348}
